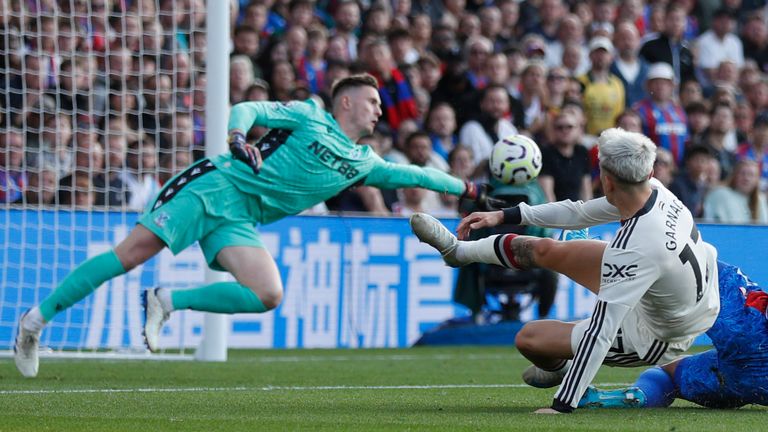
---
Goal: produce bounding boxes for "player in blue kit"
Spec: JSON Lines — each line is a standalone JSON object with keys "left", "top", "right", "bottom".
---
{"left": 579, "top": 261, "right": 768, "bottom": 410}
{"left": 14, "top": 74, "right": 500, "bottom": 378}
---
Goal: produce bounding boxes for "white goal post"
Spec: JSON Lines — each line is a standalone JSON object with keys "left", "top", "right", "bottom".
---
{"left": 0, "top": 0, "right": 228, "bottom": 361}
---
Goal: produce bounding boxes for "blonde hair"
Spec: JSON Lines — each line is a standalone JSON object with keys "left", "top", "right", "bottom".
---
{"left": 597, "top": 128, "right": 656, "bottom": 184}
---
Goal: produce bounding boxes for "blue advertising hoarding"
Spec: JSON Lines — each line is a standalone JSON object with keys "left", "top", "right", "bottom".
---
{"left": 1, "top": 209, "right": 766, "bottom": 350}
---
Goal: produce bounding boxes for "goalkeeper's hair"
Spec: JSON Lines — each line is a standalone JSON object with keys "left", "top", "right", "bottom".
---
{"left": 597, "top": 128, "right": 656, "bottom": 186}
{"left": 331, "top": 73, "right": 379, "bottom": 103}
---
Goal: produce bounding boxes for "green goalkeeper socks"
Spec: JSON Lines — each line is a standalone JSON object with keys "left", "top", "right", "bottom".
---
{"left": 170, "top": 282, "right": 269, "bottom": 314}
{"left": 39, "top": 249, "right": 127, "bottom": 321}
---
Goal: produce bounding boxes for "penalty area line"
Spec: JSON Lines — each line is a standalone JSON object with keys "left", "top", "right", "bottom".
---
{"left": 0, "top": 382, "right": 631, "bottom": 395}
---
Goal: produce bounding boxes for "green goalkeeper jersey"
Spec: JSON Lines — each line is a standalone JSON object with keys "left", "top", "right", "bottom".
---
{"left": 211, "top": 99, "right": 466, "bottom": 224}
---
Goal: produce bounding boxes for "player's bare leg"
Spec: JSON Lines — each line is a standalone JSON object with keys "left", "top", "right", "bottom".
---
{"left": 216, "top": 246, "right": 284, "bottom": 309}
{"left": 114, "top": 225, "right": 168, "bottom": 271}
{"left": 143, "top": 245, "right": 283, "bottom": 352}
{"left": 16, "top": 225, "right": 165, "bottom": 377}
{"left": 509, "top": 237, "right": 606, "bottom": 294}
{"left": 499, "top": 237, "right": 607, "bottom": 386}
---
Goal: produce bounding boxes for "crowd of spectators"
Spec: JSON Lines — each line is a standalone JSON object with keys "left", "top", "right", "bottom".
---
{"left": 1, "top": 0, "right": 768, "bottom": 224}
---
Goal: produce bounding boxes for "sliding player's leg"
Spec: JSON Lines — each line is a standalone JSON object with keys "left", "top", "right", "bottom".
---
{"left": 515, "top": 320, "right": 576, "bottom": 388}
{"left": 14, "top": 225, "right": 166, "bottom": 377}
{"left": 410, "top": 213, "right": 606, "bottom": 293}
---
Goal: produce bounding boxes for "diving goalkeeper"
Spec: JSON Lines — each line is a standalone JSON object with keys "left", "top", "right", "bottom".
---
{"left": 14, "top": 74, "right": 498, "bottom": 377}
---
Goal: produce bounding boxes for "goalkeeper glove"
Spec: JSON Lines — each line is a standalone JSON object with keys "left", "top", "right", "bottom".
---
{"left": 461, "top": 182, "right": 507, "bottom": 211}
{"left": 228, "top": 131, "right": 262, "bottom": 175}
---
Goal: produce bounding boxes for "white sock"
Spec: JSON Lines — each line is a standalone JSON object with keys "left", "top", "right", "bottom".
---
{"left": 22, "top": 306, "right": 45, "bottom": 333}
{"left": 455, "top": 235, "right": 504, "bottom": 266}
{"left": 157, "top": 288, "right": 175, "bottom": 312}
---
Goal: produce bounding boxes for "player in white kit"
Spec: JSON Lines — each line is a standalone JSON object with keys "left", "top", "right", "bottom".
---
{"left": 410, "top": 128, "right": 720, "bottom": 413}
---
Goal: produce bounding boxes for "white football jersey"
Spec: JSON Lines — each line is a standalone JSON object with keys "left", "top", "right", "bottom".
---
{"left": 518, "top": 178, "right": 720, "bottom": 409}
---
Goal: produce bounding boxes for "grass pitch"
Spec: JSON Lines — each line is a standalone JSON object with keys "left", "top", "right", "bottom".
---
{"left": 0, "top": 347, "right": 764, "bottom": 431}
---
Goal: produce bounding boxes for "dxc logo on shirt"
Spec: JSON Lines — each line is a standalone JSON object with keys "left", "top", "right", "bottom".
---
{"left": 602, "top": 263, "right": 638, "bottom": 281}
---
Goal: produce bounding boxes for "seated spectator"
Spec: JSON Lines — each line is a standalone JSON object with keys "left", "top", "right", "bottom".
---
{"left": 610, "top": 22, "right": 649, "bottom": 108}
{"left": 578, "top": 36, "right": 625, "bottom": 136}
{"left": 269, "top": 60, "right": 298, "bottom": 102}
{"left": 416, "top": 53, "right": 442, "bottom": 94}
{"left": 58, "top": 131, "right": 104, "bottom": 207}
{"left": 701, "top": 103, "right": 739, "bottom": 180}
{"left": 741, "top": 12, "right": 768, "bottom": 73}
{"left": 403, "top": 131, "right": 453, "bottom": 213}
{"left": 392, "top": 187, "right": 428, "bottom": 216}
{"left": 744, "top": 76, "right": 768, "bottom": 115}
{"left": 679, "top": 79, "right": 704, "bottom": 108}
{"left": 517, "top": 61, "right": 548, "bottom": 135}
{"left": 448, "top": 146, "right": 475, "bottom": 181}
{"left": 386, "top": 119, "right": 419, "bottom": 165}
{"left": 231, "top": 25, "right": 261, "bottom": 64}
{"left": 244, "top": 78, "right": 271, "bottom": 102}
{"left": 615, "top": 109, "right": 643, "bottom": 133}
{"left": 125, "top": 137, "right": 161, "bottom": 212}
{"left": 737, "top": 113, "right": 768, "bottom": 192}
{"left": 158, "top": 149, "right": 192, "bottom": 186}
{"left": 363, "top": 38, "right": 419, "bottom": 129}
{"left": 95, "top": 133, "right": 131, "bottom": 208}
{"left": 24, "top": 162, "right": 58, "bottom": 206}
{"left": 652, "top": 147, "right": 677, "bottom": 188}
{"left": 669, "top": 145, "right": 717, "bottom": 218}
{"left": 230, "top": 55, "right": 257, "bottom": 104}
{"left": 403, "top": 131, "right": 449, "bottom": 172}
{"left": 0, "top": 129, "right": 27, "bottom": 203}
{"left": 59, "top": 172, "right": 95, "bottom": 208}
{"left": 538, "top": 111, "right": 592, "bottom": 202}
{"left": 459, "top": 85, "right": 518, "bottom": 170}
{"left": 545, "top": 13, "right": 587, "bottom": 70}
{"left": 297, "top": 25, "right": 328, "bottom": 94}
{"left": 695, "top": 8, "right": 743, "bottom": 85}
{"left": 426, "top": 103, "right": 459, "bottom": 161}
{"left": 560, "top": 41, "right": 588, "bottom": 76}
{"left": 544, "top": 66, "right": 569, "bottom": 115}
{"left": 633, "top": 63, "right": 688, "bottom": 164}
{"left": 703, "top": 160, "right": 768, "bottom": 224}
{"left": 639, "top": 2, "right": 695, "bottom": 84}
{"left": 685, "top": 101, "right": 711, "bottom": 148}
{"left": 735, "top": 102, "right": 755, "bottom": 141}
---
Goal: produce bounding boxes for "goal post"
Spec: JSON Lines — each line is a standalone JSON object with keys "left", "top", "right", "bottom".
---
{"left": 195, "top": 0, "right": 229, "bottom": 363}
{"left": 0, "top": 0, "right": 228, "bottom": 361}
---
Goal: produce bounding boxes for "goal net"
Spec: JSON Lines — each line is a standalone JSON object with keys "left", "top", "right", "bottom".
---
{"left": 0, "top": 0, "right": 212, "bottom": 359}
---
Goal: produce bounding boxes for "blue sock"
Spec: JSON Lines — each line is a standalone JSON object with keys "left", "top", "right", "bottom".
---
{"left": 634, "top": 367, "right": 677, "bottom": 407}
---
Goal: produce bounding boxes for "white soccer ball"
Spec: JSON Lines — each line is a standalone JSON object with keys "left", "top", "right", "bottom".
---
{"left": 488, "top": 134, "right": 543, "bottom": 185}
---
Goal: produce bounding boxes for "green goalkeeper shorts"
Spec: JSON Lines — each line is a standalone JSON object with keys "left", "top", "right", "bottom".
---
{"left": 138, "top": 159, "right": 264, "bottom": 271}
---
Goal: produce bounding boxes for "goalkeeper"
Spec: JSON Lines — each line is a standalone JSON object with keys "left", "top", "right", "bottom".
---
{"left": 14, "top": 74, "right": 500, "bottom": 377}
{"left": 579, "top": 261, "right": 768, "bottom": 410}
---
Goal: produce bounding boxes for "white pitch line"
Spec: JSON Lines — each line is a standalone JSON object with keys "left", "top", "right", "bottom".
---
{"left": 0, "top": 383, "right": 631, "bottom": 396}
{"left": 236, "top": 353, "right": 525, "bottom": 363}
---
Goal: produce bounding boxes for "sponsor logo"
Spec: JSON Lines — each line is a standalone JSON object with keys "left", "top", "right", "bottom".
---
{"left": 602, "top": 263, "right": 638, "bottom": 283}
{"left": 308, "top": 141, "right": 360, "bottom": 179}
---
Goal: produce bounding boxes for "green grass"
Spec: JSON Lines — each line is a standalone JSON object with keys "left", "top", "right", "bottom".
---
{"left": 0, "top": 347, "right": 764, "bottom": 431}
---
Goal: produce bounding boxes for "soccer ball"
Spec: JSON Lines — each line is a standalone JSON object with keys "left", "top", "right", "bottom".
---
{"left": 489, "top": 134, "right": 542, "bottom": 185}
